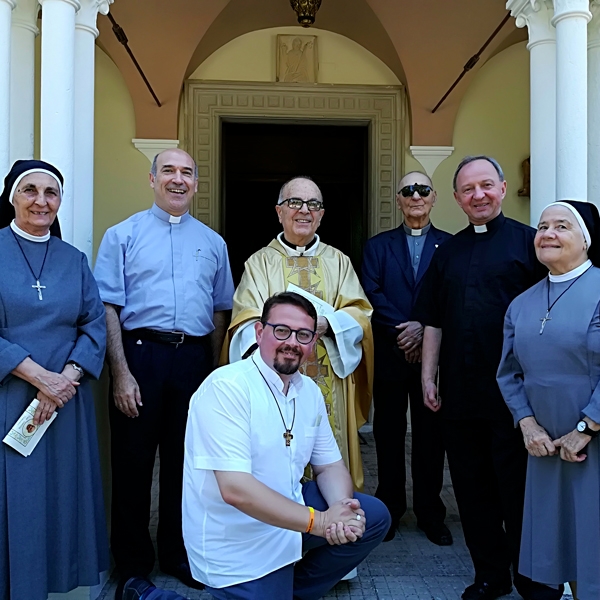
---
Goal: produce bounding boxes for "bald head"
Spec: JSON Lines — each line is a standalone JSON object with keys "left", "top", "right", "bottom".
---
{"left": 398, "top": 171, "right": 433, "bottom": 192}
{"left": 278, "top": 176, "right": 323, "bottom": 205}
{"left": 151, "top": 148, "right": 198, "bottom": 179}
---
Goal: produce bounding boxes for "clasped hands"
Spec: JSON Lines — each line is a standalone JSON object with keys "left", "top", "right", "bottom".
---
{"left": 519, "top": 416, "right": 592, "bottom": 463}
{"left": 396, "top": 321, "right": 423, "bottom": 364}
{"left": 317, "top": 498, "right": 366, "bottom": 546}
{"left": 33, "top": 365, "right": 81, "bottom": 425}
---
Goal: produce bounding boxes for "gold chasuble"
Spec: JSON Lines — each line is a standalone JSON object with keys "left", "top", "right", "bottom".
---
{"left": 223, "top": 238, "right": 374, "bottom": 490}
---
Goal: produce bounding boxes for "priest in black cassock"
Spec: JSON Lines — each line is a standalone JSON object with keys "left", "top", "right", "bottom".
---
{"left": 414, "top": 156, "right": 552, "bottom": 600}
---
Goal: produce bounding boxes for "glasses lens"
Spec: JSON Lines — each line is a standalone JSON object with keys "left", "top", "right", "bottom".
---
{"left": 296, "top": 329, "right": 314, "bottom": 344}
{"left": 306, "top": 200, "right": 323, "bottom": 211}
{"left": 272, "top": 325, "right": 291, "bottom": 340}
{"left": 285, "top": 198, "right": 303, "bottom": 209}
{"left": 400, "top": 184, "right": 432, "bottom": 198}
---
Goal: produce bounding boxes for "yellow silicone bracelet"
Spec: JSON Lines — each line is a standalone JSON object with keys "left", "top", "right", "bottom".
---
{"left": 306, "top": 506, "right": 315, "bottom": 533}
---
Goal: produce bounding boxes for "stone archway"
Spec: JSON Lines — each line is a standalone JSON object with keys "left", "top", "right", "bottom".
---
{"left": 182, "top": 80, "right": 405, "bottom": 236}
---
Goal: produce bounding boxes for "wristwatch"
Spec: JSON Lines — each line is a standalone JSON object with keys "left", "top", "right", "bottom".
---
{"left": 576, "top": 420, "right": 599, "bottom": 438}
{"left": 67, "top": 362, "right": 84, "bottom": 377}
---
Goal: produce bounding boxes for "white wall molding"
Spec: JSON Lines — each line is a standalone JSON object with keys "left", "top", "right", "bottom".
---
{"left": 132, "top": 138, "right": 180, "bottom": 164}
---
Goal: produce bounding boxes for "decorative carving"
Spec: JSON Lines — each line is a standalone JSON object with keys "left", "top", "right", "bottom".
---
{"left": 276, "top": 35, "right": 317, "bottom": 83}
{"left": 518, "top": 156, "right": 531, "bottom": 197}
{"left": 290, "top": 0, "right": 322, "bottom": 27}
{"left": 183, "top": 81, "right": 404, "bottom": 233}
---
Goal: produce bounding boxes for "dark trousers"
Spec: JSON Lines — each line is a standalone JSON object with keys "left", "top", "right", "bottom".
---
{"left": 109, "top": 334, "right": 212, "bottom": 579}
{"left": 204, "top": 481, "right": 390, "bottom": 600}
{"left": 442, "top": 417, "right": 527, "bottom": 586}
{"left": 373, "top": 373, "right": 447, "bottom": 526}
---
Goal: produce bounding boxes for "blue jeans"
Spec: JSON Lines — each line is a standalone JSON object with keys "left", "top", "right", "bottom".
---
{"left": 142, "top": 482, "right": 390, "bottom": 600}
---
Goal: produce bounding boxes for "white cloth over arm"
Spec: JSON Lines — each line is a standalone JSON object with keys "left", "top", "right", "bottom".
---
{"left": 322, "top": 310, "right": 363, "bottom": 378}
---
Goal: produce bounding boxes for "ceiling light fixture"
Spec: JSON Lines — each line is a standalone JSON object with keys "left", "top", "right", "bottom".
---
{"left": 290, "top": 0, "right": 322, "bottom": 28}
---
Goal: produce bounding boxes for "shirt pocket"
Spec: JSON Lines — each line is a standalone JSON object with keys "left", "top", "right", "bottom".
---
{"left": 297, "top": 425, "right": 319, "bottom": 468}
{"left": 193, "top": 250, "right": 218, "bottom": 290}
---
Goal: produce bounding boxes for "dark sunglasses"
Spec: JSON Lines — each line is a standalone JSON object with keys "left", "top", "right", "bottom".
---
{"left": 398, "top": 184, "right": 433, "bottom": 198}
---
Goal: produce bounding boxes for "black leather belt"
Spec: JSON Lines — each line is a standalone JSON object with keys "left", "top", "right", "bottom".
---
{"left": 123, "top": 328, "right": 210, "bottom": 346}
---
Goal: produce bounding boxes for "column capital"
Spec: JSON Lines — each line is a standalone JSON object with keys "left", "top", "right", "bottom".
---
{"left": 38, "top": 0, "right": 81, "bottom": 10}
{"left": 552, "top": 0, "right": 592, "bottom": 26}
{"left": 75, "top": 0, "right": 113, "bottom": 38}
{"left": 409, "top": 146, "right": 454, "bottom": 178}
{"left": 0, "top": 0, "right": 17, "bottom": 8}
{"left": 133, "top": 139, "right": 180, "bottom": 164}
{"left": 507, "top": 0, "right": 556, "bottom": 49}
{"left": 12, "top": 0, "right": 39, "bottom": 36}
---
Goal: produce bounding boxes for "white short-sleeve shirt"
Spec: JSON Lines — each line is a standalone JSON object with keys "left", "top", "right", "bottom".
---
{"left": 182, "top": 352, "right": 342, "bottom": 589}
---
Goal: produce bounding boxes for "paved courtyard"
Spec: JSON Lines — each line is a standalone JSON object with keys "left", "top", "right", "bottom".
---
{"left": 98, "top": 430, "right": 529, "bottom": 600}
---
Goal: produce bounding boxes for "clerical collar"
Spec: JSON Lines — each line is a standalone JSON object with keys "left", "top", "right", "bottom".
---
{"left": 549, "top": 259, "right": 593, "bottom": 283}
{"left": 402, "top": 222, "right": 431, "bottom": 237}
{"left": 469, "top": 212, "right": 505, "bottom": 234}
{"left": 10, "top": 220, "right": 50, "bottom": 242}
{"left": 278, "top": 232, "right": 320, "bottom": 256}
{"left": 151, "top": 203, "right": 191, "bottom": 224}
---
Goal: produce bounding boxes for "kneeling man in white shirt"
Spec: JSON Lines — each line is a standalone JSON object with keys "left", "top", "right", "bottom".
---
{"left": 121, "top": 291, "right": 390, "bottom": 600}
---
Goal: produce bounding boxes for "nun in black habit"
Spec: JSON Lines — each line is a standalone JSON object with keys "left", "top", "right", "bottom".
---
{"left": 0, "top": 160, "right": 109, "bottom": 600}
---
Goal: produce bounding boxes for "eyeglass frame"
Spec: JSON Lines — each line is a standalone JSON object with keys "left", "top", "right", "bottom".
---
{"left": 262, "top": 322, "right": 316, "bottom": 345}
{"left": 398, "top": 184, "right": 433, "bottom": 198}
{"left": 278, "top": 197, "right": 324, "bottom": 211}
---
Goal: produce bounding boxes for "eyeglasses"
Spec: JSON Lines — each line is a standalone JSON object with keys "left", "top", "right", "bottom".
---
{"left": 398, "top": 184, "right": 433, "bottom": 198}
{"left": 263, "top": 322, "right": 316, "bottom": 345}
{"left": 279, "top": 198, "right": 324, "bottom": 211}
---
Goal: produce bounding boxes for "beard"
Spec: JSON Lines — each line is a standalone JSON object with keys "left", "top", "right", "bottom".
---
{"left": 273, "top": 345, "right": 302, "bottom": 375}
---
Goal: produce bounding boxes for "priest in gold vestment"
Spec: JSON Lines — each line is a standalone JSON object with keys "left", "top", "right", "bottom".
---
{"left": 223, "top": 176, "right": 373, "bottom": 490}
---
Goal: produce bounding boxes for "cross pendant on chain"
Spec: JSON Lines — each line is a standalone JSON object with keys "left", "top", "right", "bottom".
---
{"left": 283, "top": 430, "right": 294, "bottom": 446}
{"left": 32, "top": 280, "right": 46, "bottom": 301}
{"left": 539, "top": 311, "right": 551, "bottom": 334}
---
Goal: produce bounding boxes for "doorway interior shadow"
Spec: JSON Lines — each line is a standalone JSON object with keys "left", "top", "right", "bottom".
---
{"left": 222, "top": 120, "right": 369, "bottom": 286}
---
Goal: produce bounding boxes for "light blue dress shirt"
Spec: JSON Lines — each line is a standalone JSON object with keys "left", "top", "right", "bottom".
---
{"left": 94, "top": 203, "right": 234, "bottom": 336}
{"left": 403, "top": 222, "right": 431, "bottom": 276}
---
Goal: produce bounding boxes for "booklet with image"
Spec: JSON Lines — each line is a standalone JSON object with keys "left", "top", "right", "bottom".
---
{"left": 3, "top": 399, "right": 57, "bottom": 457}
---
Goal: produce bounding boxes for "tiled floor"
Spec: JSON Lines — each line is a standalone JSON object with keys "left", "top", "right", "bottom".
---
{"left": 98, "top": 431, "right": 526, "bottom": 600}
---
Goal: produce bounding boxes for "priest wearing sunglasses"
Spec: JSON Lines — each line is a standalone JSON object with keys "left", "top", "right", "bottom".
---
{"left": 361, "top": 171, "right": 452, "bottom": 544}
{"left": 223, "top": 176, "right": 373, "bottom": 493}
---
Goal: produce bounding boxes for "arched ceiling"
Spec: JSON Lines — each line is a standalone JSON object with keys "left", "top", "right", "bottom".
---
{"left": 96, "top": 0, "right": 525, "bottom": 144}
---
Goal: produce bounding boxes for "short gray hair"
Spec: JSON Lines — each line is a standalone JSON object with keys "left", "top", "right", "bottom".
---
{"left": 453, "top": 155, "right": 504, "bottom": 191}
{"left": 150, "top": 153, "right": 198, "bottom": 178}
{"left": 277, "top": 175, "right": 322, "bottom": 205}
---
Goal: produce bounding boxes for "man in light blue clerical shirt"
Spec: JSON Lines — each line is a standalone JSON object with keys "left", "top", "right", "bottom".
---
{"left": 94, "top": 148, "right": 234, "bottom": 599}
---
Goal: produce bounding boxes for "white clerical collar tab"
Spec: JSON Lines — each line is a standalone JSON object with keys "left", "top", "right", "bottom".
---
{"left": 474, "top": 224, "right": 487, "bottom": 233}
{"left": 410, "top": 229, "right": 422, "bottom": 236}
{"left": 169, "top": 215, "right": 182, "bottom": 224}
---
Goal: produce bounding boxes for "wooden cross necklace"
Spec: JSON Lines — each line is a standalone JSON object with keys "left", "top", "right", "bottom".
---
{"left": 540, "top": 272, "right": 586, "bottom": 334}
{"left": 11, "top": 229, "right": 50, "bottom": 301}
{"left": 253, "top": 358, "right": 296, "bottom": 447}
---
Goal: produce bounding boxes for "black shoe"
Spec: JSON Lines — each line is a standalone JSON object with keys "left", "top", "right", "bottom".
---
{"left": 462, "top": 581, "right": 513, "bottom": 600}
{"left": 514, "top": 576, "right": 564, "bottom": 600}
{"left": 160, "top": 562, "right": 205, "bottom": 590}
{"left": 417, "top": 521, "right": 453, "bottom": 546}
{"left": 121, "top": 577, "right": 155, "bottom": 600}
{"left": 383, "top": 519, "right": 398, "bottom": 542}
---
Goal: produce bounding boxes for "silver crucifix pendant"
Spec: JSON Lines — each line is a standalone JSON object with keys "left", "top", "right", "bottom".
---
{"left": 539, "top": 312, "right": 551, "bottom": 334}
{"left": 32, "top": 280, "right": 46, "bottom": 301}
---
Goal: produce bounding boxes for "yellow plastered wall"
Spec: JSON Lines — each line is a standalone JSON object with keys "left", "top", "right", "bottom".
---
{"left": 94, "top": 48, "right": 153, "bottom": 257}
{"left": 429, "top": 42, "right": 531, "bottom": 233}
{"left": 188, "top": 26, "right": 401, "bottom": 85}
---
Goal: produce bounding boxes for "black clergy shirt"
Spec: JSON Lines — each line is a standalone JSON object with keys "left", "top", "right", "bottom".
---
{"left": 413, "top": 212, "right": 547, "bottom": 421}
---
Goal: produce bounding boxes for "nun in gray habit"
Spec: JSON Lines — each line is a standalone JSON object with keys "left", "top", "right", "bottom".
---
{"left": 0, "top": 160, "right": 108, "bottom": 600}
{"left": 497, "top": 200, "right": 600, "bottom": 600}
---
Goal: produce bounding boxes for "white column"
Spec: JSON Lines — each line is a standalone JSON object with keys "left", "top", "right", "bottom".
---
{"left": 73, "top": 0, "right": 112, "bottom": 261}
{"left": 39, "top": 0, "right": 80, "bottom": 244}
{"left": 10, "top": 0, "right": 39, "bottom": 164}
{"left": 409, "top": 146, "right": 455, "bottom": 178}
{"left": 588, "top": 1, "right": 600, "bottom": 208}
{"left": 553, "top": 0, "right": 592, "bottom": 202}
{"left": 508, "top": 0, "right": 557, "bottom": 225}
{"left": 0, "top": 0, "right": 16, "bottom": 179}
